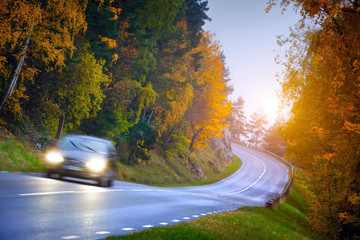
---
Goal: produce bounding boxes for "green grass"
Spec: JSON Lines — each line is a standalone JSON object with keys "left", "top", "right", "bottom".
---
{"left": 106, "top": 183, "right": 325, "bottom": 240}
{"left": 0, "top": 135, "right": 45, "bottom": 172}
{"left": 182, "top": 155, "right": 242, "bottom": 187}
{"left": 116, "top": 151, "right": 241, "bottom": 187}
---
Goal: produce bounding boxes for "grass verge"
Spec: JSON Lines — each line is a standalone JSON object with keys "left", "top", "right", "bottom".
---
{"left": 0, "top": 135, "right": 45, "bottom": 172}
{"left": 116, "top": 152, "right": 241, "bottom": 187}
{"left": 106, "top": 183, "right": 324, "bottom": 240}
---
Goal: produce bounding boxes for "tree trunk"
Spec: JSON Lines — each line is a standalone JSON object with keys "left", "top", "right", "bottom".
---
{"left": 189, "top": 127, "right": 203, "bottom": 152}
{"left": 0, "top": 12, "right": 38, "bottom": 113}
{"left": 161, "top": 121, "right": 182, "bottom": 149}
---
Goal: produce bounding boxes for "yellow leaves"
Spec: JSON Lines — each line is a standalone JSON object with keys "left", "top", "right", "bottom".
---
{"left": 15, "top": 0, "right": 88, "bottom": 70}
{"left": 4, "top": 84, "right": 28, "bottom": 116}
{"left": 95, "top": 0, "right": 122, "bottom": 19}
{"left": 309, "top": 124, "right": 327, "bottom": 137}
{"left": 321, "top": 153, "right": 335, "bottom": 162}
{"left": 157, "top": 83, "right": 193, "bottom": 135}
{"left": 348, "top": 193, "right": 360, "bottom": 206}
{"left": 0, "top": 0, "right": 41, "bottom": 51}
{"left": 112, "top": 53, "right": 119, "bottom": 63}
{"left": 339, "top": 212, "right": 350, "bottom": 221}
{"left": 130, "top": 81, "right": 157, "bottom": 124}
{"left": 0, "top": 56, "right": 8, "bottom": 77}
{"left": 186, "top": 31, "right": 232, "bottom": 150}
{"left": 108, "top": 6, "right": 122, "bottom": 20}
{"left": 101, "top": 36, "right": 118, "bottom": 49}
{"left": 344, "top": 121, "right": 360, "bottom": 134}
{"left": 272, "top": 1, "right": 360, "bottom": 236}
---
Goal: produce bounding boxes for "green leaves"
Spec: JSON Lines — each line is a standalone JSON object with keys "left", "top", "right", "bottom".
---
{"left": 60, "top": 47, "right": 109, "bottom": 131}
{"left": 0, "top": 0, "right": 233, "bottom": 165}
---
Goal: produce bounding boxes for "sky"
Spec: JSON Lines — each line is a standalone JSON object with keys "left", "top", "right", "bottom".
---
{"left": 203, "top": 0, "right": 301, "bottom": 125}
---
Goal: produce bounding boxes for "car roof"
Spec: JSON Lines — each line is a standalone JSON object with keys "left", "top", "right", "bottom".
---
{"left": 62, "top": 134, "right": 112, "bottom": 144}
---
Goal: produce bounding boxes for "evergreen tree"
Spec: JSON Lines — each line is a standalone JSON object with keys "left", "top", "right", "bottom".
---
{"left": 247, "top": 108, "right": 268, "bottom": 148}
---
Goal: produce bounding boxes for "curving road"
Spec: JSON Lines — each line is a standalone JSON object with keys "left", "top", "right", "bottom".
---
{"left": 0, "top": 143, "right": 289, "bottom": 240}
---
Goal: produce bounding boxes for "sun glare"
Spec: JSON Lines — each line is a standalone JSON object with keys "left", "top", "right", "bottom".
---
{"left": 263, "top": 97, "right": 280, "bottom": 121}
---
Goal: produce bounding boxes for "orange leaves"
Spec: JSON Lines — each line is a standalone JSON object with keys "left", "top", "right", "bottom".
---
{"left": 271, "top": 0, "right": 360, "bottom": 237}
{"left": 32, "top": 0, "right": 87, "bottom": 67}
{"left": 101, "top": 36, "right": 118, "bottom": 49}
{"left": 186, "top": 31, "right": 232, "bottom": 150}
{"left": 0, "top": 0, "right": 87, "bottom": 70}
{"left": 344, "top": 121, "right": 360, "bottom": 134}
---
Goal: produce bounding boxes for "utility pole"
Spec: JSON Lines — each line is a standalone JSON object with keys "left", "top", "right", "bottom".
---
{"left": 55, "top": 115, "right": 65, "bottom": 141}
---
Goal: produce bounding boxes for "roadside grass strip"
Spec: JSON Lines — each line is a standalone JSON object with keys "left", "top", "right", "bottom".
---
{"left": 105, "top": 183, "right": 325, "bottom": 240}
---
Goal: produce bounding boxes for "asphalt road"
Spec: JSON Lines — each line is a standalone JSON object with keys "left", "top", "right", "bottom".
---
{"left": 0, "top": 143, "right": 289, "bottom": 240}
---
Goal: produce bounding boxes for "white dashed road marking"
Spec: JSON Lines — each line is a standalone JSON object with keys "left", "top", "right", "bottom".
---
{"left": 121, "top": 228, "right": 134, "bottom": 231}
{"left": 159, "top": 222, "right": 168, "bottom": 225}
{"left": 142, "top": 225, "right": 153, "bottom": 228}
{"left": 183, "top": 217, "right": 190, "bottom": 220}
{"left": 61, "top": 236, "right": 80, "bottom": 239}
{"left": 96, "top": 231, "right": 110, "bottom": 235}
{"left": 172, "top": 219, "right": 180, "bottom": 222}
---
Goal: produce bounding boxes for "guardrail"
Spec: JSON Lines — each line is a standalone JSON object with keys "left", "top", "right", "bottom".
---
{"left": 260, "top": 148, "right": 294, "bottom": 209}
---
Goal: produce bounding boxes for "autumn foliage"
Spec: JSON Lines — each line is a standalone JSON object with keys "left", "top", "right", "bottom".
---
{"left": 268, "top": 0, "right": 360, "bottom": 238}
{"left": 0, "top": 0, "right": 231, "bottom": 161}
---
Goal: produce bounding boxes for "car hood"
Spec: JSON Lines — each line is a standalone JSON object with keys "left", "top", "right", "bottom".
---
{"left": 59, "top": 148, "right": 107, "bottom": 161}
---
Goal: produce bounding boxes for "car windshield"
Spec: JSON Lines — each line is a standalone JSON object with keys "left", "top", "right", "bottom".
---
{"left": 59, "top": 136, "right": 108, "bottom": 154}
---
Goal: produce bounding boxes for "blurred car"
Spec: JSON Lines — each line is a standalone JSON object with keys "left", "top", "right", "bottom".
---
{"left": 44, "top": 134, "right": 117, "bottom": 187}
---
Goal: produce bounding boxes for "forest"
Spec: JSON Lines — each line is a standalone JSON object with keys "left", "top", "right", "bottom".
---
{"left": 0, "top": 0, "right": 233, "bottom": 162}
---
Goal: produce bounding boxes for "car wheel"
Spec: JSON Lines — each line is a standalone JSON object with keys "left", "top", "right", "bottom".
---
{"left": 107, "top": 179, "right": 113, "bottom": 187}
{"left": 98, "top": 170, "right": 114, "bottom": 187}
{"left": 98, "top": 177, "right": 109, "bottom": 187}
{"left": 46, "top": 171, "right": 52, "bottom": 178}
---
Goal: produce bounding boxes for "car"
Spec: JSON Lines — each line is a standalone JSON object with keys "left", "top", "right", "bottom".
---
{"left": 43, "top": 134, "right": 117, "bottom": 187}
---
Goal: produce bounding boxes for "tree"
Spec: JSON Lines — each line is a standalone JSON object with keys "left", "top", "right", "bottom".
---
{"left": 247, "top": 108, "right": 268, "bottom": 148}
{"left": 262, "top": 117, "right": 286, "bottom": 156}
{"left": 185, "top": 31, "right": 232, "bottom": 151}
{"left": 185, "top": 0, "right": 210, "bottom": 48}
{"left": 0, "top": 0, "right": 87, "bottom": 123}
{"left": 268, "top": 0, "right": 360, "bottom": 238}
{"left": 228, "top": 96, "right": 247, "bottom": 141}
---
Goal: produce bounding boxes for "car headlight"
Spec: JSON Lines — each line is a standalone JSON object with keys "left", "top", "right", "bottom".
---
{"left": 45, "top": 151, "right": 64, "bottom": 163}
{"left": 86, "top": 158, "right": 106, "bottom": 172}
